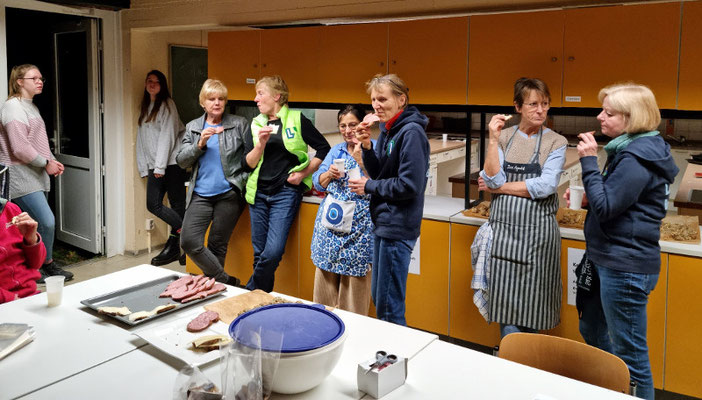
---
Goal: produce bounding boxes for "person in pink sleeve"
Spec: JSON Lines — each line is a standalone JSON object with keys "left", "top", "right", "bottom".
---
{"left": 0, "top": 64, "right": 72, "bottom": 283}
{"left": 0, "top": 194, "right": 46, "bottom": 304}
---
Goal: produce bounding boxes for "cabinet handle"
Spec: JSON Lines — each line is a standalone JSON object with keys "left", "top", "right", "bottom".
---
{"left": 262, "top": 63, "right": 267, "bottom": 68}
{"left": 567, "top": 56, "right": 575, "bottom": 61}
{"left": 392, "top": 60, "right": 396, "bottom": 65}
{"left": 380, "top": 61, "right": 384, "bottom": 67}
{"left": 253, "top": 63, "right": 258, "bottom": 68}
{"left": 551, "top": 57, "right": 558, "bottom": 62}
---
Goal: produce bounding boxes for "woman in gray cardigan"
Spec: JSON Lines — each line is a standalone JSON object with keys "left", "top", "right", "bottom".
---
{"left": 136, "top": 70, "right": 186, "bottom": 266}
{"left": 176, "top": 79, "right": 249, "bottom": 286}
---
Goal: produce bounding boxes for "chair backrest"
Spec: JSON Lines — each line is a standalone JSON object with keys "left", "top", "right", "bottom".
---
{"left": 498, "top": 332, "right": 630, "bottom": 394}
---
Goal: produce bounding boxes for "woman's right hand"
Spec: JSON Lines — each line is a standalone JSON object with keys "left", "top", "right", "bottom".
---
{"left": 326, "top": 165, "right": 341, "bottom": 181}
{"left": 354, "top": 124, "right": 372, "bottom": 150}
{"left": 488, "top": 115, "right": 507, "bottom": 141}
{"left": 563, "top": 188, "right": 589, "bottom": 208}
{"left": 256, "top": 126, "right": 273, "bottom": 148}
{"left": 198, "top": 126, "right": 218, "bottom": 149}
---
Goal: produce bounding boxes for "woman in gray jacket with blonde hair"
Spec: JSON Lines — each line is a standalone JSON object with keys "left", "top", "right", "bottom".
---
{"left": 176, "top": 79, "right": 249, "bottom": 286}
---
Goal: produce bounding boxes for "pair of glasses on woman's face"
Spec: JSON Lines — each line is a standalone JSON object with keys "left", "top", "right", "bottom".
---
{"left": 21, "top": 77, "right": 45, "bottom": 84}
{"left": 339, "top": 123, "right": 358, "bottom": 131}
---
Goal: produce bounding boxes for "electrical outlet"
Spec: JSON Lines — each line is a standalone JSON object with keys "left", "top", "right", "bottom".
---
{"left": 145, "top": 218, "right": 155, "bottom": 231}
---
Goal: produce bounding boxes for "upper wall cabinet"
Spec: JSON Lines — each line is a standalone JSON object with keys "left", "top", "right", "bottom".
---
{"left": 260, "top": 27, "right": 321, "bottom": 102}
{"left": 317, "top": 23, "right": 388, "bottom": 104}
{"left": 208, "top": 30, "right": 261, "bottom": 101}
{"left": 468, "top": 3, "right": 680, "bottom": 109}
{"left": 389, "top": 17, "right": 469, "bottom": 105}
{"left": 678, "top": 1, "right": 702, "bottom": 110}
{"left": 562, "top": 3, "right": 680, "bottom": 109}
{"left": 468, "top": 11, "right": 565, "bottom": 107}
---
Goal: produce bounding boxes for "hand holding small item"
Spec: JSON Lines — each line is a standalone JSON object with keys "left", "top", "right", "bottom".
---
{"left": 576, "top": 131, "right": 598, "bottom": 158}
{"left": 564, "top": 187, "right": 589, "bottom": 208}
{"left": 5, "top": 212, "right": 40, "bottom": 245}
{"left": 348, "top": 176, "right": 369, "bottom": 195}
{"left": 488, "top": 114, "right": 512, "bottom": 141}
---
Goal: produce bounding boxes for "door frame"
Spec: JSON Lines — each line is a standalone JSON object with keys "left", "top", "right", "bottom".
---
{"left": 0, "top": 0, "right": 124, "bottom": 256}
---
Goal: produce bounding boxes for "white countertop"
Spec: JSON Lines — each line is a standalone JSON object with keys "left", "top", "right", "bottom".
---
{"left": 450, "top": 208, "right": 702, "bottom": 258}
{"left": 303, "top": 195, "right": 467, "bottom": 222}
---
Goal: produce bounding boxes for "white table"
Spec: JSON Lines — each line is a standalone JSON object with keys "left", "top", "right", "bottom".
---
{"left": 4, "top": 265, "right": 633, "bottom": 400}
{"left": 0, "top": 265, "right": 183, "bottom": 399}
{"left": 375, "top": 340, "right": 633, "bottom": 400}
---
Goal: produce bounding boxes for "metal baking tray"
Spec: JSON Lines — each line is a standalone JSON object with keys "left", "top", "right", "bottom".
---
{"left": 80, "top": 275, "right": 226, "bottom": 326}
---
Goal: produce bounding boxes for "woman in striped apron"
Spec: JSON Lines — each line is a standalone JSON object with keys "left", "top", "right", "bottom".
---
{"left": 478, "top": 78, "right": 568, "bottom": 337}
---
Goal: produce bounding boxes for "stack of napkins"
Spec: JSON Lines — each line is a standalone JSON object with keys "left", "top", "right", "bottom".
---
{"left": 0, "top": 323, "right": 36, "bottom": 361}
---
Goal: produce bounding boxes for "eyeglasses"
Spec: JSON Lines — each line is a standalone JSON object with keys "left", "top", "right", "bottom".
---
{"left": 523, "top": 101, "right": 550, "bottom": 110}
{"left": 21, "top": 77, "right": 45, "bottom": 83}
{"left": 339, "top": 123, "right": 358, "bottom": 131}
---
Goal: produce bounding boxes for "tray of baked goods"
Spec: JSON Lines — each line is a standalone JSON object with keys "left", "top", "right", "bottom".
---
{"left": 660, "top": 215, "right": 700, "bottom": 244}
{"left": 81, "top": 274, "right": 227, "bottom": 326}
{"left": 462, "top": 201, "right": 490, "bottom": 219}
{"left": 556, "top": 208, "right": 588, "bottom": 229}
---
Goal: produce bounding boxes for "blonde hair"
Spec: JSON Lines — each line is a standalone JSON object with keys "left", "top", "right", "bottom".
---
{"left": 198, "top": 79, "right": 228, "bottom": 108}
{"left": 366, "top": 74, "right": 409, "bottom": 106}
{"left": 256, "top": 76, "right": 289, "bottom": 105}
{"left": 598, "top": 83, "right": 660, "bottom": 133}
{"left": 8, "top": 64, "right": 39, "bottom": 98}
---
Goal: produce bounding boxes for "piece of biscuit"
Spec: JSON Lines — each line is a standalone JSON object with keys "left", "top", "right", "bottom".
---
{"left": 97, "top": 306, "right": 132, "bottom": 316}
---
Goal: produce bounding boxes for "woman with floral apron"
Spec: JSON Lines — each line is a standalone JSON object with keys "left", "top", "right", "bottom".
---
{"left": 310, "top": 105, "right": 375, "bottom": 315}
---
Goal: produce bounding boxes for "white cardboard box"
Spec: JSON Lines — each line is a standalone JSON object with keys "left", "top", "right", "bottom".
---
{"left": 357, "top": 356, "right": 408, "bottom": 398}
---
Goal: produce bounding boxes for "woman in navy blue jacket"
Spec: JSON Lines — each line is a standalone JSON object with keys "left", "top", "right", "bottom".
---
{"left": 568, "top": 83, "right": 677, "bottom": 400}
{"left": 350, "top": 74, "right": 430, "bottom": 326}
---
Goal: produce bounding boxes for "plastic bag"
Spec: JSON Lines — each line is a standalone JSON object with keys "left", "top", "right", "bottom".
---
{"left": 221, "top": 321, "right": 283, "bottom": 400}
{"left": 173, "top": 364, "right": 222, "bottom": 400}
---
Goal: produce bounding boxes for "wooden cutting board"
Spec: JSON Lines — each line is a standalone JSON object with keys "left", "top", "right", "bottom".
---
{"left": 204, "top": 290, "right": 275, "bottom": 324}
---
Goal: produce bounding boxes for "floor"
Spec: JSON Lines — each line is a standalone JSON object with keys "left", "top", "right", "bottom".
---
{"left": 36, "top": 248, "right": 185, "bottom": 292}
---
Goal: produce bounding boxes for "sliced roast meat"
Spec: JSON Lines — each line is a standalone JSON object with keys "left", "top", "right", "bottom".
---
{"left": 181, "top": 283, "right": 226, "bottom": 303}
{"left": 187, "top": 310, "right": 220, "bottom": 332}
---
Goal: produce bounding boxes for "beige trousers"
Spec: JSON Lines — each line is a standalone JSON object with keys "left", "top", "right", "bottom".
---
{"left": 313, "top": 267, "right": 372, "bottom": 316}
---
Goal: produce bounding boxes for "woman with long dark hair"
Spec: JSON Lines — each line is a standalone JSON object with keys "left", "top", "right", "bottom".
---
{"left": 136, "top": 70, "right": 187, "bottom": 266}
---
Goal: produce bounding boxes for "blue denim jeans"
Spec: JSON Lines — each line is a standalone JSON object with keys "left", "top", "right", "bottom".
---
{"left": 499, "top": 324, "right": 537, "bottom": 338}
{"left": 246, "top": 186, "right": 303, "bottom": 292}
{"left": 579, "top": 263, "right": 659, "bottom": 400}
{"left": 371, "top": 236, "right": 416, "bottom": 326}
{"left": 14, "top": 191, "right": 54, "bottom": 264}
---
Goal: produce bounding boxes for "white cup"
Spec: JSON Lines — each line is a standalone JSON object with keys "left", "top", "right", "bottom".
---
{"left": 333, "top": 159, "right": 345, "bottom": 178}
{"left": 347, "top": 167, "right": 361, "bottom": 181}
{"left": 569, "top": 185, "right": 585, "bottom": 210}
{"left": 442, "top": 133, "right": 448, "bottom": 142}
{"left": 45, "top": 276, "right": 65, "bottom": 307}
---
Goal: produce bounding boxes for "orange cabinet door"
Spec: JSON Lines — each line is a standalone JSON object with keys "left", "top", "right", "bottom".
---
{"left": 665, "top": 254, "right": 702, "bottom": 397}
{"left": 389, "top": 17, "right": 468, "bottom": 105}
{"left": 563, "top": 3, "right": 680, "bottom": 109}
{"left": 260, "top": 27, "right": 320, "bottom": 103}
{"left": 297, "top": 202, "right": 319, "bottom": 301}
{"left": 208, "top": 31, "right": 261, "bottom": 101}
{"left": 448, "top": 223, "right": 500, "bottom": 347}
{"left": 468, "top": 11, "right": 564, "bottom": 107}
{"left": 678, "top": 1, "right": 702, "bottom": 110}
{"left": 318, "top": 23, "right": 388, "bottom": 104}
{"left": 405, "top": 220, "right": 450, "bottom": 335}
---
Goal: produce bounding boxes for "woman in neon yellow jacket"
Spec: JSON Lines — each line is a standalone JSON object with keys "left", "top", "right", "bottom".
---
{"left": 243, "top": 76, "right": 330, "bottom": 292}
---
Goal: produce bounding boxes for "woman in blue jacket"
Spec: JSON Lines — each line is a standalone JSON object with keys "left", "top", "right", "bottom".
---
{"left": 569, "top": 83, "right": 678, "bottom": 400}
{"left": 350, "top": 74, "right": 430, "bottom": 326}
